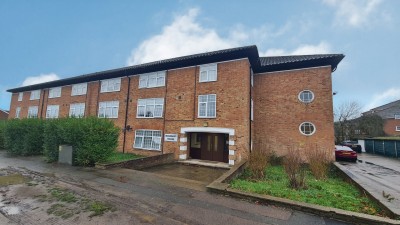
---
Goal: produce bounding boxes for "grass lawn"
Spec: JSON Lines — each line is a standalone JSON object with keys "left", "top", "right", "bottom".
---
{"left": 102, "top": 152, "right": 142, "bottom": 164}
{"left": 231, "top": 165, "right": 385, "bottom": 216}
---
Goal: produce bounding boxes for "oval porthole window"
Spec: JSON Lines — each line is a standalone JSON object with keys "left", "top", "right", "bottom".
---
{"left": 298, "top": 90, "right": 314, "bottom": 103}
{"left": 299, "top": 122, "right": 316, "bottom": 136}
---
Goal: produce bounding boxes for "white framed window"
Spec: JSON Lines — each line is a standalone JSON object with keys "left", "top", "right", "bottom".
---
{"left": 46, "top": 105, "right": 59, "bottom": 119}
{"left": 72, "top": 83, "right": 87, "bottom": 96}
{"left": 98, "top": 101, "right": 119, "bottom": 118}
{"left": 395, "top": 114, "right": 400, "bottom": 120}
{"left": 396, "top": 126, "right": 400, "bottom": 131}
{"left": 134, "top": 130, "right": 162, "bottom": 151}
{"left": 198, "top": 94, "right": 216, "bottom": 118}
{"left": 298, "top": 90, "right": 314, "bottom": 103}
{"left": 69, "top": 103, "right": 85, "bottom": 118}
{"left": 199, "top": 64, "right": 217, "bottom": 82}
{"left": 251, "top": 98, "right": 254, "bottom": 121}
{"left": 100, "top": 78, "right": 121, "bottom": 93}
{"left": 30, "top": 90, "right": 41, "bottom": 100}
{"left": 28, "top": 106, "right": 38, "bottom": 118}
{"left": 139, "top": 71, "right": 166, "bottom": 88}
{"left": 15, "top": 107, "right": 21, "bottom": 119}
{"left": 137, "top": 98, "right": 164, "bottom": 118}
{"left": 18, "top": 92, "right": 23, "bottom": 101}
{"left": 299, "top": 122, "right": 316, "bottom": 136}
{"left": 49, "top": 87, "right": 61, "bottom": 98}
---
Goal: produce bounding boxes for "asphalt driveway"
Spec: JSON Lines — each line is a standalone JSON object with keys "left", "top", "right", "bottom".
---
{"left": 0, "top": 151, "right": 352, "bottom": 225}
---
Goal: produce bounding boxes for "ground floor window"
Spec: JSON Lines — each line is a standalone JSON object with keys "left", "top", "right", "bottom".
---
{"left": 69, "top": 103, "right": 85, "bottom": 117}
{"left": 15, "top": 107, "right": 20, "bottom": 118}
{"left": 396, "top": 126, "right": 400, "bottom": 131}
{"left": 28, "top": 106, "right": 38, "bottom": 118}
{"left": 134, "top": 129, "right": 162, "bottom": 151}
{"left": 46, "top": 105, "right": 59, "bottom": 119}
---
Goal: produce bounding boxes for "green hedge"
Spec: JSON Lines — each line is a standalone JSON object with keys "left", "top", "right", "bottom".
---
{"left": 0, "top": 121, "right": 6, "bottom": 149}
{"left": 4, "top": 119, "right": 44, "bottom": 155}
{"left": 3, "top": 117, "right": 119, "bottom": 166}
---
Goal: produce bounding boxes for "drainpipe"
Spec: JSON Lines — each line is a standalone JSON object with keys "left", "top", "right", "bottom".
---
{"left": 122, "top": 75, "right": 131, "bottom": 153}
{"left": 249, "top": 66, "right": 252, "bottom": 152}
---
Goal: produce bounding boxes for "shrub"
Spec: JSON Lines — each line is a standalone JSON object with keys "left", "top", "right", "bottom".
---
{"left": 283, "top": 143, "right": 307, "bottom": 190}
{"left": 248, "top": 141, "right": 271, "bottom": 180}
{"left": 0, "top": 121, "right": 6, "bottom": 149}
{"left": 4, "top": 119, "right": 44, "bottom": 156}
{"left": 307, "top": 144, "right": 332, "bottom": 180}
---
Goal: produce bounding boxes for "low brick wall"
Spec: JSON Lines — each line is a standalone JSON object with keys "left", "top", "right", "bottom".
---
{"left": 95, "top": 153, "right": 175, "bottom": 170}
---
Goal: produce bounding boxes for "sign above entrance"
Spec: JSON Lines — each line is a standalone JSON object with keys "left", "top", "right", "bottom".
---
{"left": 164, "top": 134, "right": 178, "bottom": 142}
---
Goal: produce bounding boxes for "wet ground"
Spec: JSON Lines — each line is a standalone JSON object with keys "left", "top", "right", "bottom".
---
{"left": 338, "top": 153, "right": 400, "bottom": 216}
{"left": 141, "top": 163, "right": 227, "bottom": 184}
{"left": 0, "top": 151, "right": 353, "bottom": 225}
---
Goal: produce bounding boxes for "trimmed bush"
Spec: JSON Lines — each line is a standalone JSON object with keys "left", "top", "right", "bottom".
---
{"left": 0, "top": 121, "right": 6, "bottom": 149}
{"left": 4, "top": 119, "right": 44, "bottom": 156}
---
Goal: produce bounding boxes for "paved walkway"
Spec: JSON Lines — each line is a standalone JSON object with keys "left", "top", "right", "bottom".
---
{"left": 337, "top": 153, "right": 400, "bottom": 217}
{"left": 0, "top": 151, "right": 352, "bottom": 225}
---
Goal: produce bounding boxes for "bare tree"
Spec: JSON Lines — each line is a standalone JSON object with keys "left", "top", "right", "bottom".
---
{"left": 334, "top": 101, "right": 362, "bottom": 143}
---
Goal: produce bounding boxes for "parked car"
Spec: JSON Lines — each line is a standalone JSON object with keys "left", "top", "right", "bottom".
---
{"left": 341, "top": 140, "right": 362, "bottom": 153}
{"left": 335, "top": 145, "right": 357, "bottom": 162}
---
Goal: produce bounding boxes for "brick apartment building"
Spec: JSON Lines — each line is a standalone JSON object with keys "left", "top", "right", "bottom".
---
{"left": 362, "top": 99, "right": 400, "bottom": 136}
{"left": 6, "top": 45, "right": 344, "bottom": 165}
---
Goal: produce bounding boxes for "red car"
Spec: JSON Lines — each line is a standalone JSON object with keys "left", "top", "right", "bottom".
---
{"left": 335, "top": 145, "right": 357, "bottom": 162}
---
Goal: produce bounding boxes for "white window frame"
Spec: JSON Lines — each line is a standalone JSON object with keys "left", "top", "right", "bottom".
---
{"left": 395, "top": 114, "right": 400, "bottom": 120}
{"left": 30, "top": 90, "right": 41, "bottom": 100}
{"left": 136, "top": 98, "right": 164, "bottom": 118}
{"left": 396, "top": 126, "right": 400, "bottom": 132}
{"left": 98, "top": 101, "right": 119, "bottom": 118}
{"left": 133, "top": 129, "right": 162, "bottom": 151}
{"left": 15, "top": 107, "right": 21, "bottom": 119}
{"left": 100, "top": 78, "right": 121, "bottom": 93}
{"left": 139, "top": 71, "right": 166, "bottom": 89}
{"left": 27, "top": 106, "right": 38, "bottom": 118}
{"left": 49, "top": 87, "right": 62, "bottom": 98}
{"left": 299, "top": 122, "right": 316, "bottom": 136}
{"left": 46, "top": 105, "right": 59, "bottom": 119}
{"left": 298, "top": 90, "right": 314, "bottom": 103}
{"left": 72, "top": 83, "right": 87, "bottom": 96}
{"left": 18, "top": 92, "right": 23, "bottom": 101}
{"left": 251, "top": 98, "right": 254, "bottom": 121}
{"left": 69, "top": 103, "right": 85, "bottom": 118}
{"left": 199, "top": 64, "right": 217, "bottom": 83}
{"left": 198, "top": 94, "right": 216, "bottom": 118}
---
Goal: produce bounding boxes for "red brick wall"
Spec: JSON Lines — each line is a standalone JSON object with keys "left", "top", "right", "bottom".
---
{"left": 253, "top": 66, "right": 334, "bottom": 160}
{"left": 9, "top": 91, "right": 41, "bottom": 119}
{"left": 383, "top": 119, "right": 400, "bottom": 136}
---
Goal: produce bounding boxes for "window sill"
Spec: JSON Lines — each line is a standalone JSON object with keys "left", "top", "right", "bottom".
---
{"left": 100, "top": 90, "right": 121, "bottom": 93}
{"left": 133, "top": 147, "right": 161, "bottom": 151}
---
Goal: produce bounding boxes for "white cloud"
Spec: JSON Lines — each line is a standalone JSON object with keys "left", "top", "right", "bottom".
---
{"left": 261, "top": 41, "right": 332, "bottom": 56}
{"left": 322, "top": 0, "right": 388, "bottom": 27}
{"left": 364, "top": 88, "right": 400, "bottom": 111}
{"left": 126, "top": 8, "right": 239, "bottom": 66}
{"left": 21, "top": 73, "right": 60, "bottom": 86}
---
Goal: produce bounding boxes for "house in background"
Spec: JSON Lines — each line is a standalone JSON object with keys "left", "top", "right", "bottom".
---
{"left": 362, "top": 99, "right": 400, "bottom": 136}
{"left": 0, "top": 109, "right": 9, "bottom": 120}
{"left": 6, "top": 45, "right": 344, "bottom": 165}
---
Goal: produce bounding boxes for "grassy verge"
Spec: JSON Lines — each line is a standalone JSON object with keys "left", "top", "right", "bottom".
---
{"left": 231, "top": 165, "right": 385, "bottom": 216}
{"left": 102, "top": 152, "right": 142, "bottom": 164}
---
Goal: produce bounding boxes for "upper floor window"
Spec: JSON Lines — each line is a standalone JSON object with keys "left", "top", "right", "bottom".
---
{"left": 396, "top": 126, "right": 400, "bottom": 131}
{"left": 98, "top": 101, "right": 119, "bottom": 118}
{"left": 49, "top": 87, "right": 61, "bottom": 98}
{"left": 395, "top": 114, "right": 400, "bottom": 120}
{"left": 18, "top": 92, "right": 23, "bottom": 101}
{"left": 30, "top": 90, "right": 41, "bottom": 100}
{"left": 298, "top": 90, "right": 314, "bottom": 103}
{"left": 28, "top": 106, "right": 38, "bottom": 118}
{"left": 139, "top": 71, "right": 166, "bottom": 88}
{"left": 15, "top": 107, "right": 21, "bottom": 119}
{"left": 69, "top": 103, "right": 85, "bottom": 118}
{"left": 137, "top": 98, "right": 164, "bottom": 118}
{"left": 299, "top": 122, "right": 316, "bottom": 136}
{"left": 198, "top": 94, "right": 216, "bottom": 118}
{"left": 100, "top": 78, "right": 121, "bottom": 93}
{"left": 199, "top": 64, "right": 217, "bottom": 82}
{"left": 134, "top": 129, "right": 162, "bottom": 151}
{"left": 46, "top": 105, "right": 59, "bottom": 119}
{"left": 72, "top": 83, "right": 87, "bottom": 96}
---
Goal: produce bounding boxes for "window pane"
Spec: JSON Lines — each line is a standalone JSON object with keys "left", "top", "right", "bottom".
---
{"left": 112, "top": 107, "right": 118, "bottom": 118}
{"left": 136, "top": 130, "right": 144, "bottom": 136}
{"left": 134, "top": 136, "right": 143, "bottom": 148}
{"left": 152, "top": 137, "right": 161, "bottom": 150}
{"left": 208, "top": 101, "right": 216, "bottom": 117}
{"left": 199, "top": 95, "right": 207, "bottom": 102}
{"left": 154, "top": 105, "right": 163, "bottom": 117}
{"left": 155, "top": 98, "right": 164, "bottom": 104}
{"left": 143, "top": 137, "right": 152, "bottom": 148}
{"left": 145, "top": 105, "right": 154, "bottom": 117}
{"left": 208, "top": 94, "right": 216, "bottom": 101}
{"left": 144, "top": 130, "right": 152, "bottom": 137}
{"left": 139, "top": 76, "right": 148, "bottom": 88}
{"left": 199, "top": 102, "right": 206, "bottom": 117}
{"left": 208, "top": 70, "right": 217, "bottom": 81}
{"left": 137, "top": 106, "right": 145, "bottom": 117}
{"left": 148, "top": 75, "right": 157, "bottom": 87}
{"left": 157, "top": 75, "right": 165, "bottom": 86}
{"left": 200, "top": 71, "right": 207, "bottom": 82}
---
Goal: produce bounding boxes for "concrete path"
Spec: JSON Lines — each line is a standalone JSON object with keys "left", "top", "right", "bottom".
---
{"left": 337, "top": 153, "right": 400, "bottom": 217}
{"left": 0, "top": 151, "right": 352, "bottom": 225}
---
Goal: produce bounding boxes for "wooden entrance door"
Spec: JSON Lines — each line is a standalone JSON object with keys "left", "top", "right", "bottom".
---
{"left": 201, "top": 133, "right": 225, "bottom": 162}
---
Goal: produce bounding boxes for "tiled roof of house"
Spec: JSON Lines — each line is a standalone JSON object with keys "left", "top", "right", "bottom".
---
{"left": 7, "top": 45, "right": 344, "bottom": 93}
{"left": 363, "top": 99, "right": 400, "bottom": 119}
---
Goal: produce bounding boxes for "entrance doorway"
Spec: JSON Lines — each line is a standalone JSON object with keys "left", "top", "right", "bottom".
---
{"left": 188, "top": 133, "right": 228, "bottom": 163}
